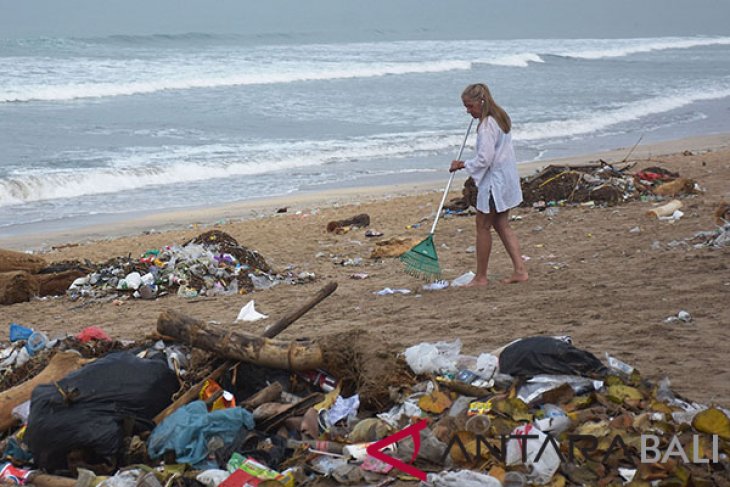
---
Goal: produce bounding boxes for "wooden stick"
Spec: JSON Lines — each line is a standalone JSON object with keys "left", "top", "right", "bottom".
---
{"left": 27, "top": 473, "right": 77, "bottom": 487}
{"left": 241, "top": 381, "right": 283, "bottom": 409}
{"left": 262, "top": 282, "right": 337, "bottom": 338}
{"left": 153, "top": 359, "right": 232, "bottom": 424}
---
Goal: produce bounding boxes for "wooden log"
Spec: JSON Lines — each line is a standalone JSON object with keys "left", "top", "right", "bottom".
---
{"left": 257, "top": 392, "right": 323, "bottom": 433}
{"left": 36, "top": 269, "right": 87, "bottom": 297}
{"left": 646, "top": 199, "right": 683, "bottom": 218}
{"left": 262, "top": 281, "right": 337, "bottom": 338}
{"left": 242, "top": 381, "right": 283, "bottom": 409}
{"left": 153, "top": 282, "right": 335, "bottom": 423}
{"left": 0, "top": 271, "right": 39, "bottom": 305}
{"left": 0, "top": 249, "right": 47, "bottom": 274}
{"left": 157, "top": 309, "right": 324, "bottom": 370}
{"left": 0, "top": 351, "right": 91, "bottom": 432}
{"left": 27, "top": 473, "right": 77, "bottom": 487}
{"left": 437, "top": 379, "right": 491, "bottom": 398}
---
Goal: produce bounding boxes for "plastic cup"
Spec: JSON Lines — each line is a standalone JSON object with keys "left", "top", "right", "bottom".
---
{"left": 25, "top": 331, "right": 48, "bottom": 356}
{"left": 503, "top": 471, "right": 527, "bottom": 487}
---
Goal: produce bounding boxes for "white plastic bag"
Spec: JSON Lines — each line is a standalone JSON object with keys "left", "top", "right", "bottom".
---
{"left": 235, "top": 301, "right": 268, "bottom": 322}
{"left": 196, "top": 470, "right": 230, "bottom": 487}
{"left": 475, "top": 353, "right": 499, "bottom": 380}
{"left": 505, "top": 424, "right": 560, "bottom": 485}
{"left": 404, "top": 339, "right": 462, "bottom": 374}
{"left": 424, "top": 470, "right": 501, "bottom": 486}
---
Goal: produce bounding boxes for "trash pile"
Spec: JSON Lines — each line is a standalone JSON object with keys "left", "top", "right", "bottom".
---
{"left": 520, "top": 162, "right": 640, "bottom": 207}
{"left": 63, "top": 230, "right": 315, "bottom": 301}
{"left": 445, "top": 163, "right": 700, "bottom": 212}
{"left": 1, "top": 303, "right": 728, "bottom": 487}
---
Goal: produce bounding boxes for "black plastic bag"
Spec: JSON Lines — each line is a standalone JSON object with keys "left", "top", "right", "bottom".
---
{"left": 499, "top": 336, "right": 607, "bottom": 378}
{"left": 26, "top": 351, "right": 179, "bottom": 473}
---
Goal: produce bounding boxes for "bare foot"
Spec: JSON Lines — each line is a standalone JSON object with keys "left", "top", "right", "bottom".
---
{"left": 465, "top": 277, "right": 489, "bottom": 287}
{"left": 501, "top": 272, "right": 529, "bottom": 284}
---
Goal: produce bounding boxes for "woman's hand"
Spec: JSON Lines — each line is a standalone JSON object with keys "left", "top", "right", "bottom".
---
{"left": 450, "top": 160, "right": 465, "bottom": 172}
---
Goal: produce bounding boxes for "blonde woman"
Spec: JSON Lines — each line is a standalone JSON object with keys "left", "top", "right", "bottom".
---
{"left": 449, "top": 83, "right": 528, "bottom": 287}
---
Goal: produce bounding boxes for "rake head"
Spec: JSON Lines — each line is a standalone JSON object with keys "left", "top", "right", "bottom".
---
{"left": 400, "top": 234, "right": 441, "bottom": 281}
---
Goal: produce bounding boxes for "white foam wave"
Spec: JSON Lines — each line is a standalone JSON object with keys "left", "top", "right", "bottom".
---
{"left": 486, "top": 53, "right": 545, "bottom": 67}
{"left": 560, "top": 37, "right": 730, "bottom": 60}
{"left": 0, "top": 131, "right": 463, "bottom": 206}
{"left": 516, "top": 86, "right": 730, "bottom": 142}
{"left": 0, "top": 60, "right": 471, "bottom": 102}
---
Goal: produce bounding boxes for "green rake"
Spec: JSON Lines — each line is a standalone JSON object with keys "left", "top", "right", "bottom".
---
{"left": 401, "top": 118, "right": 474, "bottom": 281}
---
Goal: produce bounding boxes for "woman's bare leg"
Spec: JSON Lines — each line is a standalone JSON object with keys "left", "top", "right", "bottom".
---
{"left": 468, "top": 211, "right": 494, "bottom": 287}
{"left": 493, "top": 211, "right": 529, "bottom": 283}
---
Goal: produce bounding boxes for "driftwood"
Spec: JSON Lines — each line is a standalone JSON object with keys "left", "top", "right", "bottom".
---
{"left": 646, "top": 199, "right": 683, "bottom": 218}
{"left": 154, "top": 282, "right": 336, "bottom": 423}
{"left": 36, "top": 269, "right": 87, "bottom": 297}
{"left": 157, "top": 310, "right": 324, "bottom": 370}
{"left": 0, "top": 352, "right": 92, "bottom": 431}
{"left": 241, "top": 381, "right": 283, "bottom": 409}
{"left": 27, "top": 473, "right": 77, "bottom": 487}
{"left": 262, "top": 281, "right": 337, "bottom": 338}
{"left": 257, "top": 392, "right": 324, "bottom": 433}
{"left": 326, "top": 213, "right": 370, "bottom": 233}
{"left": 0, "top": 249, "right": 47, "bottom": 274}
{"left": 0, "top": 271, "right": 39, "bottom": 305}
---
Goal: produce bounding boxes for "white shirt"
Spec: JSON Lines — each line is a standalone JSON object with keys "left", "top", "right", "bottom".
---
{"left": 463, "top": 116, "right": 523, "bottom": 213}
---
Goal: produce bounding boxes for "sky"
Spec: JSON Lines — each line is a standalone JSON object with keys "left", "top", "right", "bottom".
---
{"left": 0, "top": 0, "right": 728, "bottom": 40}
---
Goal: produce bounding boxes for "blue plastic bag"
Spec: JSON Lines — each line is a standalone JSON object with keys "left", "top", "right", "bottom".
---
{"left": 148, "top": 401, "right": 254, "bottom": 468}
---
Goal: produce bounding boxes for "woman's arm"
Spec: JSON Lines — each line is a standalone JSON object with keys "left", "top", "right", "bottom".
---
{"left": 463, "top": 118, "right": 498, "bottom": 174}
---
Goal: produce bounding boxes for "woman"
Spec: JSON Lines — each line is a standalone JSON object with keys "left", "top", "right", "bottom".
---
{"left": 449, "top": 83, "right": 528, "bottom": 287}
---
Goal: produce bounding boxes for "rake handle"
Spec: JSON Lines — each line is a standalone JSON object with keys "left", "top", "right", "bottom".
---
{"left": 430, "top": 118, "right": 475, "bottom": 234}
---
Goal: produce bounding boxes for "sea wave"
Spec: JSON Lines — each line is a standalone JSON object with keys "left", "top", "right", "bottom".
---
{"left": 0, "top": 60, "right": 472, "bottom": 102}
{"left": 556, "top": 37, "right": 730, "bottom": 60}
{"left": 516, "top": 86, "right": 730, "bottom": 141}
{"left": 0, "top": 131, "right": 462, "bottom": 206}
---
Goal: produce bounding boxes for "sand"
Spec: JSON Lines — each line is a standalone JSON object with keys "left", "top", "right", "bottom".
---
{"left": 1, "top": 134, "right": 729, "bottom": 407}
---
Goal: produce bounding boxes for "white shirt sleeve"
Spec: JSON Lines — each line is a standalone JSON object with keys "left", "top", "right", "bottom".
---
{"left": 463, "top": 118, "right": 498, "bottom": 183}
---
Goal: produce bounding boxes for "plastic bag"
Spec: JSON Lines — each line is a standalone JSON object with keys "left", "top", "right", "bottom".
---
{"left": 404, "top": 339, "right": 461, "bottom": 375}
{"left": 147, "top": 401, "right": 254, "bottom": 468}
{"left": 499, "top": 336, "right": 606, "bottom": 378}
{"left": 505, "top": 424, "right": 560, "bottom": 485}
{"left": 424, "top": 470, "right": 501, "bottom": 487}
{"left": 26, "top": 352, "right": 179, "bottom": 473}
{"left": 475, "top": 353, "right": 499, "bottom": 380}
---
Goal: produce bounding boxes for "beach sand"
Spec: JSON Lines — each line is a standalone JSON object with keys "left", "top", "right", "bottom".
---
{"left": 1, "top": 134, "right": 729, "bottom": 407}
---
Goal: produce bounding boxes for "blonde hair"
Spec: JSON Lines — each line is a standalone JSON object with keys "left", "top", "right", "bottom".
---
{"left": 462, "top": 83, "right": 511, "bottom": 133}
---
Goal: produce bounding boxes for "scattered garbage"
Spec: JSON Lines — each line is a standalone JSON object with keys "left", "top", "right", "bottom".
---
{"left": 0, "top": 313, "right": 728, "bottom": 487}
{"left": 235, "top": 301, "right": 268, "bottom": 322}
{"left": 688, "top": 222, "right": 730, "bottom": 248}
{"left": 664, "top": 309, "right": 693, "bottom": 324}
{"left": 422, "top": 280, "right": 449, "bottom": 291}
{"left": 450, "top": 271, "right": 475, "bottom": 287}
{"left": 373, "top": 287, "right": 412, "bottom": 296}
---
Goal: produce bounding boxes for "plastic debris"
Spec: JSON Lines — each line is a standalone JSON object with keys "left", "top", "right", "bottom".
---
{"left": 235, "top": 301, "right": 268, "bottom": 322}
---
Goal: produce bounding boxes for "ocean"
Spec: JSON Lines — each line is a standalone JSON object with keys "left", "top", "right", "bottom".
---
{"left": 1, "top": 34, "right": 730, "bottom": 235}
